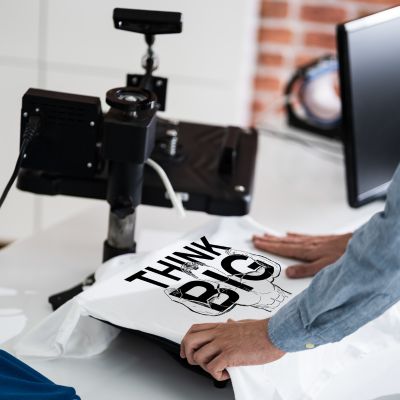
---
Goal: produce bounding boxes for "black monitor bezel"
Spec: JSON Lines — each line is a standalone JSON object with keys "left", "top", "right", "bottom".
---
{"left": 337, "top": 8, "right": 400, "bottom": 208}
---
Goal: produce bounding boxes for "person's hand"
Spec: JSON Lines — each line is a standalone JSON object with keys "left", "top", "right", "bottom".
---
{"left": 180, "top": 319, "right": 285, "bottom": 381}
{"left": 252, "top": 232, "right": 352, "bottom": 279}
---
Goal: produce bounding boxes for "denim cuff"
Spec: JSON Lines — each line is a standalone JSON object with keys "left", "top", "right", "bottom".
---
{"left": 268, "top": 297, "right": 327, "bottom": 353}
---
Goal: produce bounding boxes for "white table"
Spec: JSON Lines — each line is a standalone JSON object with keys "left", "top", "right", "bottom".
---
{"left": 1, "top": 132, "right": 397, "bottom": 400}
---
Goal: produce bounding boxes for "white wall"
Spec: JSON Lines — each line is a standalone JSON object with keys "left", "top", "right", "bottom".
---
{"left": 0, "top": 0, "right": 260, "bottom": 240}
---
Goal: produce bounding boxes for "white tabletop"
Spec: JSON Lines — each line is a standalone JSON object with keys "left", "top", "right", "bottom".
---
{"left": 1, "top": 131, "right": 394, "bottom": 400}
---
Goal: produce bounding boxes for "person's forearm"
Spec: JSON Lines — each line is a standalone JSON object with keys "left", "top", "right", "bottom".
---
{"left": 268, "top": 165, "right": 400, "bottom": 352}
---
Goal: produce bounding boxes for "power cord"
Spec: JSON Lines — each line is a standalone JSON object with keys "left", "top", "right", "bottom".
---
{"left": 145, "top": 158, "right": 186, "bottom": 218}
{"left": 0, "top": 116, "right": 41, "bottom": 209}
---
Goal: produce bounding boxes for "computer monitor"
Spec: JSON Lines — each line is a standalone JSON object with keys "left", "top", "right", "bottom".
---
{"left": 337, "top": 6, "right": 400, "bottom": 208}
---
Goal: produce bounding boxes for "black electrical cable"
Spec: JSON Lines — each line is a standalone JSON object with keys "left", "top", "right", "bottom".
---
{"left": 0, "top": 116, "right": 40, "bottom": 210}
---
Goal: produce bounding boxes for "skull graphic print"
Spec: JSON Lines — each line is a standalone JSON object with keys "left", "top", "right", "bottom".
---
{"left": 165, "top": 249, "right": 290, "bottom": 316}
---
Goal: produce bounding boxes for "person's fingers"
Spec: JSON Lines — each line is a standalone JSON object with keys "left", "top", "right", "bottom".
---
{"left": 253, "top": 239, "right": 314, "bottom": 261}
{"left": 254, "top": 235, "right": 326, "bottom": 251}
{"left": 217, "top": 369, "right": 230, "bottom": 381}
{"left": 226, "top": 319, "right": 254, "bottom": 323}
{"left": 254, "top": 234, "right": 279, "bottom": 242}
{"left": 286, "top": 232, "right": 313, "bottom": 238}
{"left": 262, "top": 232, "right": 339, "bottom": 242}
{"left": 254, "top": 235, "right": 305, "bottom": 244}
{"left": 285, "top": 257, "right": 333, "bottom": 278}
{"left": 192, "top": 342, "right": 221, "bottom": 367}
{"left": 263, "top": 232, "right": 313, "bottom": 240}
{"left": 181, "top": 323, "right": 219, "bottom": 358}
{"left": 180, "top": 342, "right": 186, "bottom": 358}
{"left": 187, "top": 323, "right": 219, "bottom": 333}
{"left": 205, "top": 354, "right": 230, "bottom": 381}
{"left": 287, "top": 232, "right": 341, "bottom": 242}
{"left": 183, "top": 330, "right": 215, "bottom": 365}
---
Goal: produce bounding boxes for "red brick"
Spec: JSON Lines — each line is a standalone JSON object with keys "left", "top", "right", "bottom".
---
{"left": 259, "top": 28, "right": 293, "bottom": 44}
{"left": 356, "top": 8, "right": 376, "bottom": 19}
{"left": 261, "top": 1, "right": 289, "bottom": 18}
{"left": 251, "top": 99, "right": 286, "bottom": 126}
{"left": 304, "top": 31, "right": 337, "bottom": 50}
{"left": 252, "top": 100, "right": 266, "bottom": 114}
{"left": 356, "top": 6, "right": 398, "bottom": 19}
{"left": 294, "top": 53, "right": 331, "bottom": 67}
{"left": 258, "top": 52, "right": 284, "bottom": 67}
{"left": 301, "top": 5, "right": 347, "bottom": 24}
{"left": 254, "top": 76, "right": 283, "bottom": 92}
{"left": 295, "top": 54, "right": 316, "bottom": 67}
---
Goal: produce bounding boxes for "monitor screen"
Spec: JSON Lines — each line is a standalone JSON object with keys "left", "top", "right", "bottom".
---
{"left": 337, "top": 7, "right": 400, "bottom": 207}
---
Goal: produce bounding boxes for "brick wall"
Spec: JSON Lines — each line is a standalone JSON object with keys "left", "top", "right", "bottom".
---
{"left": 252, "top": 0, "right": 400, "bottom": 125}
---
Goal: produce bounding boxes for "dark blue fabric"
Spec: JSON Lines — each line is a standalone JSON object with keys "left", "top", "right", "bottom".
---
{"left": 0, "top": 350, "right": 80, "bottom": 399}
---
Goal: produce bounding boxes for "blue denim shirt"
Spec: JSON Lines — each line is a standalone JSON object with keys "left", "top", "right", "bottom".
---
{"left": 268, "top": 164, "right": 400, "bottom": 352}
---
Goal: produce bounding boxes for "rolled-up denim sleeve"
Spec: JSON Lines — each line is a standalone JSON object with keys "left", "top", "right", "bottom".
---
{"left": 268, "top": 164, "right": 400, "bottom": 352}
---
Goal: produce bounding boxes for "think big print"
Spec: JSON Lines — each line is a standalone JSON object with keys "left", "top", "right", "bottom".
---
{"left": 125, "top": 236, "right": 290, "bottom": 316}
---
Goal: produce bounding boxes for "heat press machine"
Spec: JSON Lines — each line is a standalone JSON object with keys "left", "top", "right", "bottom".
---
{"left": 17, "top": 8, "right": 258, "bottom": 262}
{"left": 12, "top": 8, "right": 258, "bottom": 387}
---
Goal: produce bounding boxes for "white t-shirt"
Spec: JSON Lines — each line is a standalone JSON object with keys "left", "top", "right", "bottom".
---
{"left": 16, "top": 217, "right": 400, "bottom": 400}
